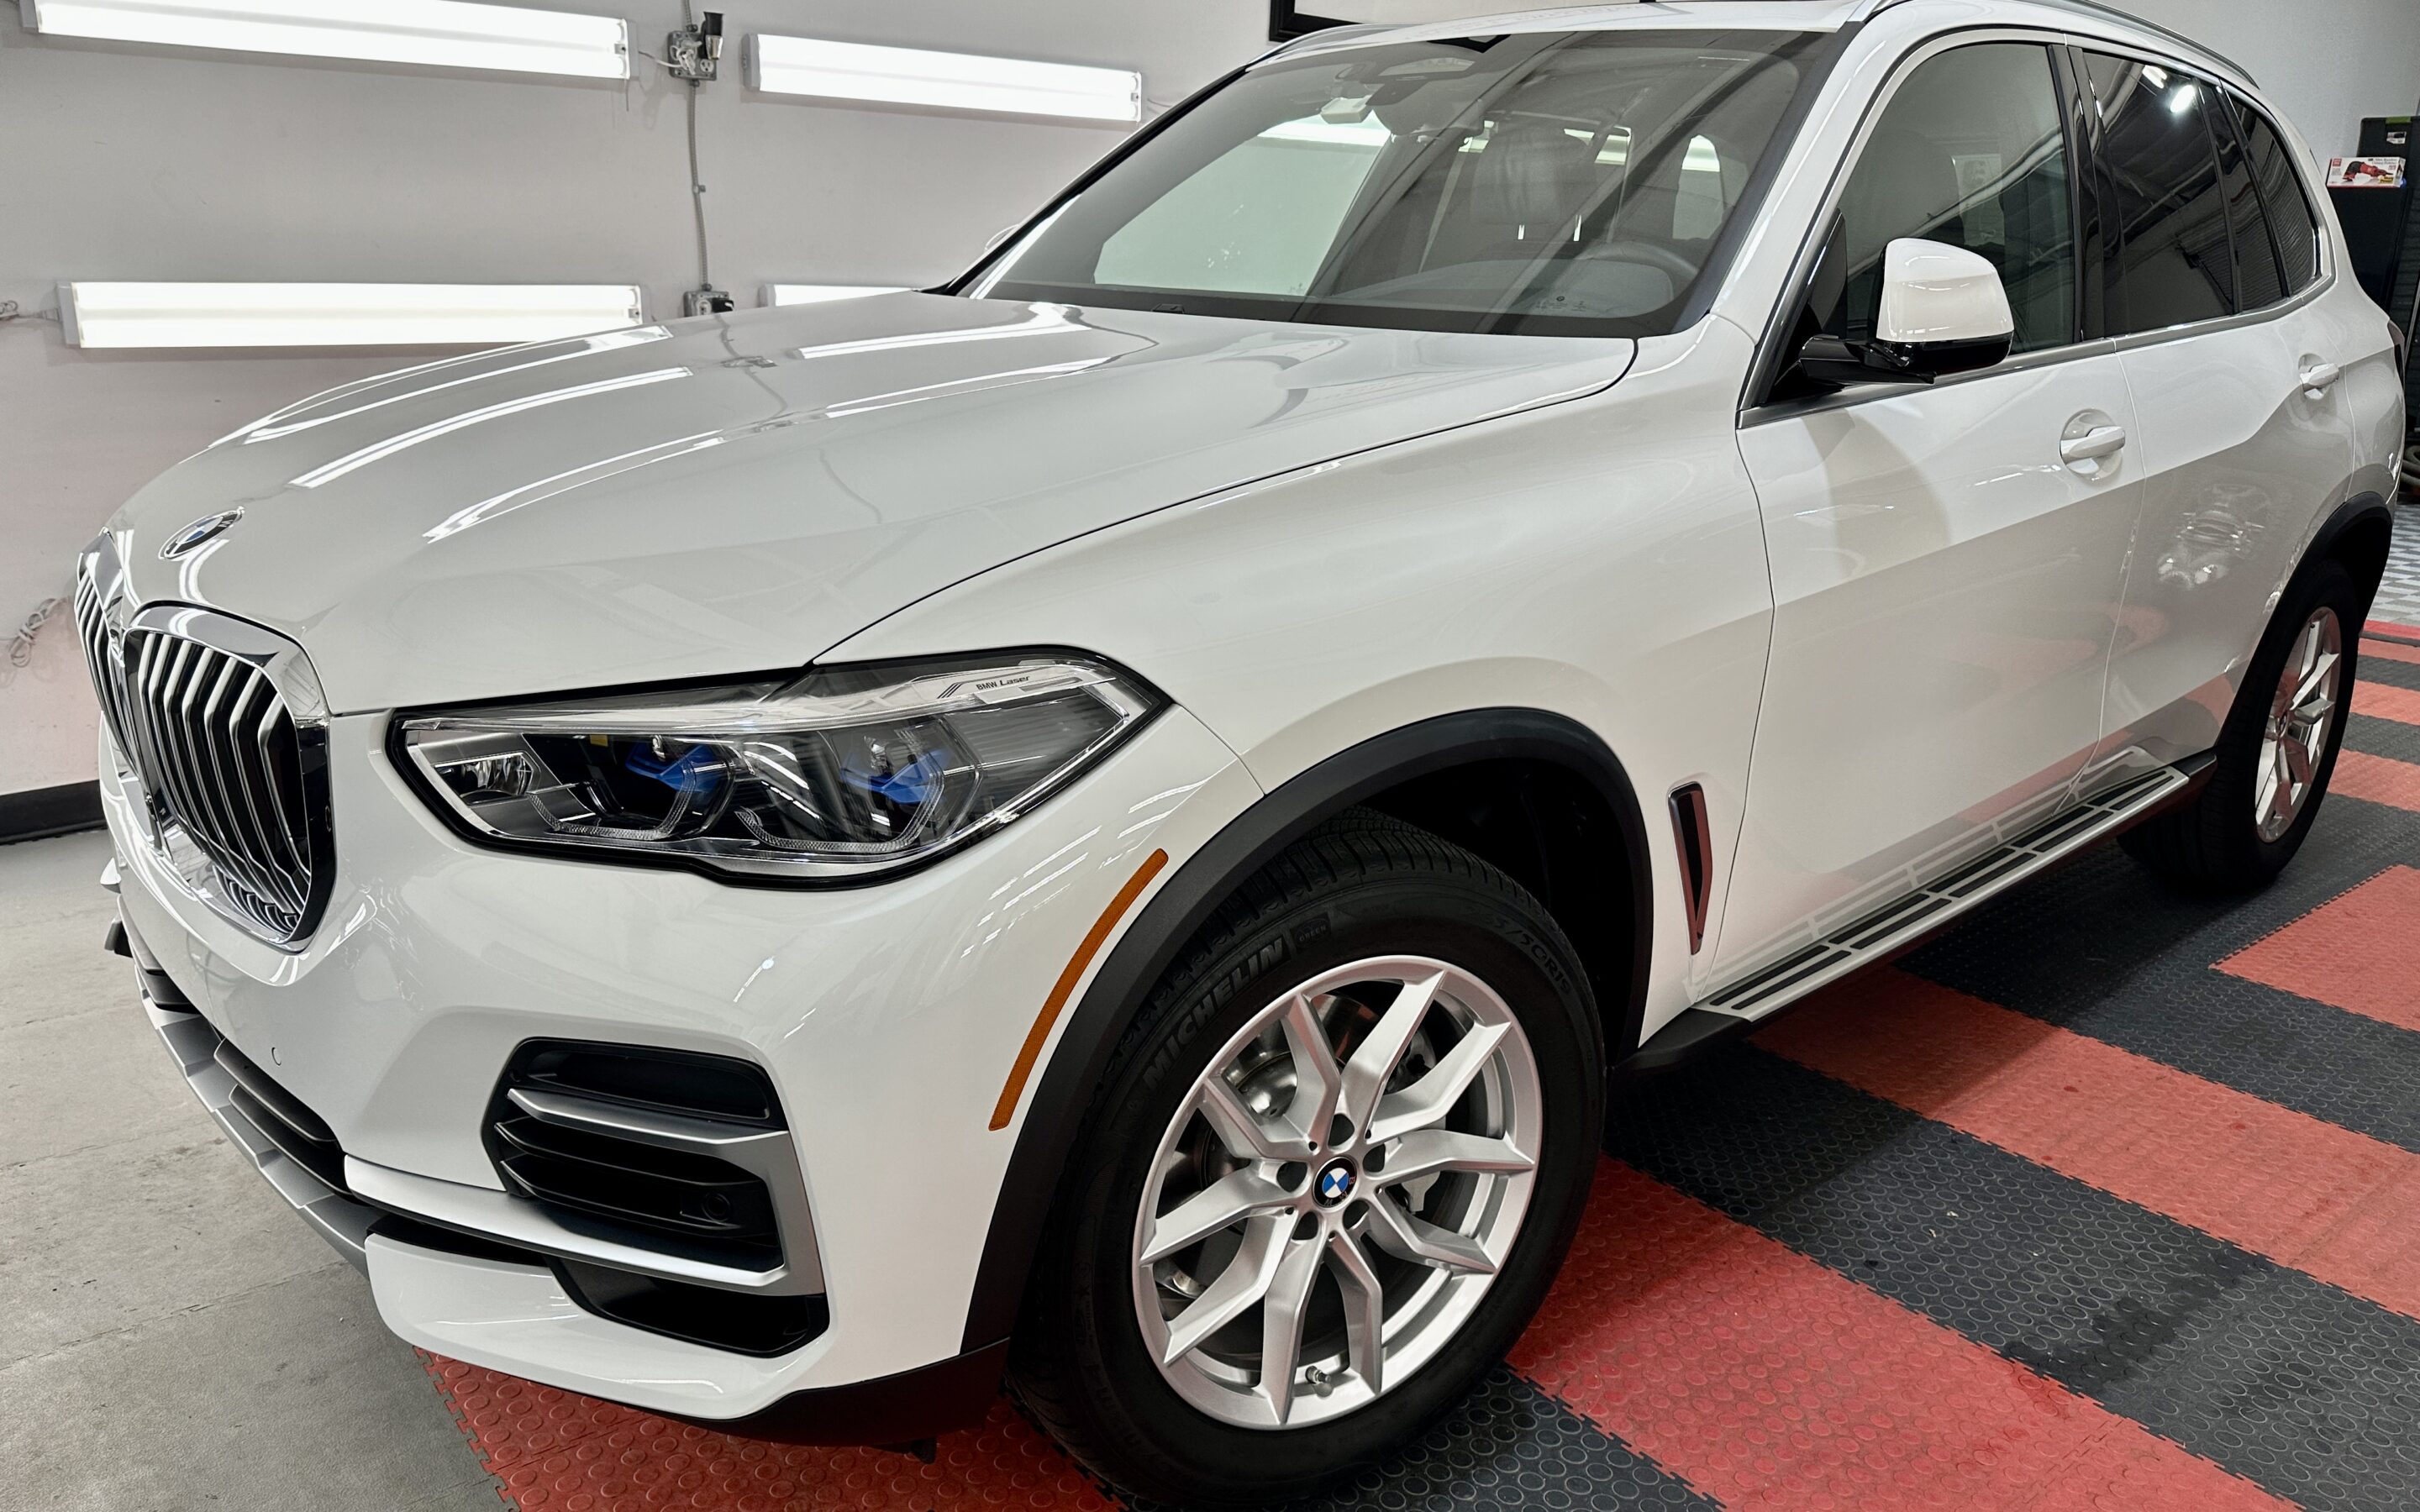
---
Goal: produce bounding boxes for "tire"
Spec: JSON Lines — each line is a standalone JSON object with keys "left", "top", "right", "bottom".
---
{"left": 1010, "top": 811, "right": 1604, "bottom": 1506}
{"left": 2121, "top": 557, "right": 2364, "bottom": 891}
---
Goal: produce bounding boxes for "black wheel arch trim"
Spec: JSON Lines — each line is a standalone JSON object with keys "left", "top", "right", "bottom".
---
{"left": 2297, "top": 491, "right": 2396, "bottom": 601}
{"left": 958, "top": 706, "right": 1655, "bottom": 1354}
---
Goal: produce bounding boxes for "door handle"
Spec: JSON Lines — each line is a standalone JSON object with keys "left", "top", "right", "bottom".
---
{"left": 2060, "top": 425, "right": 2128, "bottom": 464}
{"left": 2299, "top": 361, "right": 2344, "bottom": 398}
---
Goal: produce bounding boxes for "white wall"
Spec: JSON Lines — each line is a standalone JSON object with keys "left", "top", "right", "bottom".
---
{"left": 5, "top": 0, "right": 2416, "bottom": 797}
{"left": 0, "top": 0, "right": 1265, "bottom": 796}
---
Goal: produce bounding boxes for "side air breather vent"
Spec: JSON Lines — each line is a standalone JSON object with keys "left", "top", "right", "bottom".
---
{"left": 1669, "top": 782, "right": 1713, "bottom": 955}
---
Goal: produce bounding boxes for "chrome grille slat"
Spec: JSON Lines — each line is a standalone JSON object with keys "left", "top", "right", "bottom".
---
{"left": 250, "top": 690, "right": 311, "bottom": 882}
{"left": 165, "top": 642, "right": 220, "bottom": 863}
{"left": 195, "top": 657, "right": 292, "bottom": 915}
{"left": 73, "top": 575, "right": 137, "bottom": 763}
{"left": 186, "top": 653, "right": 257, "bottom": 890}
{"left": 73, "top": 537, "right": 330, "bottom": 949}
{"left": 221, "top": 674, "right": 297, "bottom": 895}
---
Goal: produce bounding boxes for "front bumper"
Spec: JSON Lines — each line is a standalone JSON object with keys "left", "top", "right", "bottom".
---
{"left": 106, "top": 699, "right": 1254, "bottom": 1424}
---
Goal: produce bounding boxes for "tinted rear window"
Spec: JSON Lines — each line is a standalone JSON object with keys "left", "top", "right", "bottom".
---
{"left": 2230, "top": 93, "right": 2322, "bottom": 295}
{"left": 2212, "top": 97, "right": 2286, "bottom": 310}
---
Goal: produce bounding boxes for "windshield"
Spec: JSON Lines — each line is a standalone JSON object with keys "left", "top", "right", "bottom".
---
{"left": 965, "top": 29, "right": 1825, "bottom": 338}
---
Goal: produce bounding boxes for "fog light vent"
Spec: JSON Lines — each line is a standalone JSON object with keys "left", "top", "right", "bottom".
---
{"left": 483, "top": 1041, "right": 808, "bottom": 1275}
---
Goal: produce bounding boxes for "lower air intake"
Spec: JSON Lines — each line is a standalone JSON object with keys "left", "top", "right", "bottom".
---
{"left": 482, "top": 1040, "right": 814, "bottom": 1278}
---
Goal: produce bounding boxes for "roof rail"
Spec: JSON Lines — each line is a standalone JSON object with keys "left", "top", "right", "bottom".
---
{"left": 1864, "top": 0, "right": 2254, "bottom": 86}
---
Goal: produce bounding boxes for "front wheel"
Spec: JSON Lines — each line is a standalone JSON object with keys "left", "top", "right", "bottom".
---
{"left": 1012, "top": 814, "right": 1602, "bottom": 1505}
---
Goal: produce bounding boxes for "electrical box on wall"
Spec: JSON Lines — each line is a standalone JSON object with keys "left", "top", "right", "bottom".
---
{"left": 684, "top": 287, "right": 736, "bottom": 317}
{"left": 665, "top": 10, "right": 724, "bottom": 81}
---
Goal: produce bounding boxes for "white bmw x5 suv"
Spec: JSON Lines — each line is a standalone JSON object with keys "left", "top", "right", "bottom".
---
{"left": 79, "top": 0, "right": 2403, "bottom": 1502}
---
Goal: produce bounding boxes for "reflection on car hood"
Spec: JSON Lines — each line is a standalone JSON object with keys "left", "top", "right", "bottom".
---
{"left": 111, "top": 293, "right": 1634, "bottom": 711}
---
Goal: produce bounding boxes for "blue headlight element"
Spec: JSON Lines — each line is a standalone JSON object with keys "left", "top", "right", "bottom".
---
{"left": 626, "top": 743, "right": 723, "bottom": 796}
{"left": 840, "top": 748, "right": 950, "bottom": 806}
{"left": 398, "top": 650, "right": 1160, "bottom": 879}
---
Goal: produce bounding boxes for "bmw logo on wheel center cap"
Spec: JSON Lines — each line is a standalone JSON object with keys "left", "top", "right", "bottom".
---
{"left": 1314, "top": 1158, "right": 1356, "bottom": 1207}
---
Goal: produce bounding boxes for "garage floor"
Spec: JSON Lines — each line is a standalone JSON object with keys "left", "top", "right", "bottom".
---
{"left": 8, "top": 507, "right": 2420, "bottom": 1512}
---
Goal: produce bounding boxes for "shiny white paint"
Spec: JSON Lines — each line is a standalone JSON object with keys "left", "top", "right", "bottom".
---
{"left": 2097, "top": 291, "right": 2390, "bottom": 766}
{"left": 834, "top": 317, "right": 1774, "bottom": 1021}
{"left": 1876, "top": 238, "right": 2016, "bottom": 345}
{"left": 110, "top": 297, "right": 1633, "bottom": 713}
{"left": 1724, "top": 352, "right": 2146, "bottom": 973}
{"left": 85, "top": 0, "right": 2399, "bottom": 1418}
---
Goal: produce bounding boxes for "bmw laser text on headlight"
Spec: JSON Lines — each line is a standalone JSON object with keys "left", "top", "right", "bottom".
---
{"left": 80, "top": 3, "right": 2402, "bottom": 1503}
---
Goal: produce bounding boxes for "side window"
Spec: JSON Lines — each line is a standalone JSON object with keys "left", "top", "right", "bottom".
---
{"left": 2231, "top": 93, "right": 2323, "bottom": 294}
{"left": 2082, "top": 53, "right": 2234, "bottom": 331}
{"left": 1797, "top": 43, "right": 2076, "bottom": 364}
{"left": 2211, "top": 87, "right": 2287, "bottom": 310}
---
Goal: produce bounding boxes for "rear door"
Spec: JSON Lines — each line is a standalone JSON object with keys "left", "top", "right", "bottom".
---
{"left": 2082, "top": 51, "right": 2362, "bottom": 765}
{"left": 1721, "top": 38, "right": 2142, "bottom": 975}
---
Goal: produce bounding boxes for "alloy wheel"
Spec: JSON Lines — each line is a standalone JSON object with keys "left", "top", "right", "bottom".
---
{"left": 1129, "top": 956, "right": 1542, "bottom": 1430}
{"left": 2254, "top": 606, "right": 2343, "bottom": 842}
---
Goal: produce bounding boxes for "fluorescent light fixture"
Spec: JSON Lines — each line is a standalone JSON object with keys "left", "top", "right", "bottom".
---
{"left": 748, "top": 34, "right": 1140, "bottom": 123}
{"left": 20, "top": 0, "right": 630, "bottom": 80}
{"left": 60, "top": 282, "right": 645, "bottom": 349}
{"left": 763, "top": 283, "right": 910, "bottom": 306}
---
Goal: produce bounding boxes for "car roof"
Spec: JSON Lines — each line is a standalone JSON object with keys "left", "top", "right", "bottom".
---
{"left": 1268, "top": 0, "right": 2254, "bottom": 92}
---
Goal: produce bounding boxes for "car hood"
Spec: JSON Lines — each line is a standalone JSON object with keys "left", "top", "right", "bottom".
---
{"left": 110, "top": 294, "right": 1634, "bottom": 711}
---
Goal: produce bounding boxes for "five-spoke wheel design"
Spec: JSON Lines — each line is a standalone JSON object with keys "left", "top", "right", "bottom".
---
{"left": 1130, "top": 956, "right": 1541, "bottom": 1430}
{"left": 2255, "top": 606, "right": 2343, "bottom": 842}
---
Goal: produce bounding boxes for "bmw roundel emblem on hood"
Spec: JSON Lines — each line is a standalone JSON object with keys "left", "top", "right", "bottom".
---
{"left": 160, "top": 508, "right": 244, "bottom": 559}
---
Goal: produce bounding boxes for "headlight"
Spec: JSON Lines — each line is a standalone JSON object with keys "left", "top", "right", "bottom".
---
{"left": 397, "top": 651, "right": 1161, "bottom": 880}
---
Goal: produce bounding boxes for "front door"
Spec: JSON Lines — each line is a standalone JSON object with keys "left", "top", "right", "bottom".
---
{"left": 1719, "top": 38, "right": 2139, "bottom": 975}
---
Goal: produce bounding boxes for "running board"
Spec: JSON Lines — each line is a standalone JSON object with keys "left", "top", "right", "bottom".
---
{"left": 1629, "top": 759, "right": 2201, "bottom": 1070}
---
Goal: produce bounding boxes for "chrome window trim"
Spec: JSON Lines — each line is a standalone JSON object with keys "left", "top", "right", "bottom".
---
{"left": 1734, "top": 24, "right": 2335, "bottom": 431}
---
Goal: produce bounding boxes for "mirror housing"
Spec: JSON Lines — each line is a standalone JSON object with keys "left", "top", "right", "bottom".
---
{"left": 1797, "top": 238, "right": 2016, "bottom": 387}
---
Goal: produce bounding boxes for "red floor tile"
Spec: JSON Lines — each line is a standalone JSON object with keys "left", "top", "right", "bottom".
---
{"left": 2333, "top": 749, "right": 2420, "bottom": 812}
{"left": 2356, "top": 680, "right": 2420, "bottom": 725}
{"left": 2219, "top": 865, "right": 2420, "bottom": 1032}
{"left": 1510, "top": 1160, "right": 2288, "bottom": 1512}
{"left": 2364, "top": 636, "right": 2420, "bottom": 667}
{"left": 1758, "top": 968, "right": 2420, "bottom": 1321}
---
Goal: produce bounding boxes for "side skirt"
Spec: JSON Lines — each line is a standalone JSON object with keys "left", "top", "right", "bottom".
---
{"left": 1629, "top": 754, "right": 2211, "bottom": 1072}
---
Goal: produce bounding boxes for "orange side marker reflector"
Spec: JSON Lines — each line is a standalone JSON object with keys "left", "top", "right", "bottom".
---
{"left": 989, "top": 848, "right": 1169, "bottom": 1131}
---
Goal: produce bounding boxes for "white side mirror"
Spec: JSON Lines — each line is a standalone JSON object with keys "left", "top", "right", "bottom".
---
{"left": 1799, "top": 237, "right": 2016, "bottom": 388}
{"left": 1876, "top": 238, "right": 2015, "bottom": 348}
